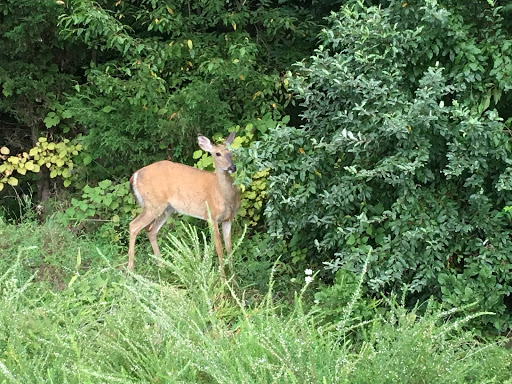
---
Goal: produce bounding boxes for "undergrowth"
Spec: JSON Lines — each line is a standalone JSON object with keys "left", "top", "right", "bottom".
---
{"left": 0, "top": 219, "right": 511, "bottom": 383}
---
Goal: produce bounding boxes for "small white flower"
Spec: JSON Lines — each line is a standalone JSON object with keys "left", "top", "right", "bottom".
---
{"left": 305, "top": 276, "right": 313, "bottom": 284}
{"left": 305, "top": 268, "right": 313, "bottom": 275}
{"left": 314, "top": 299, "right": 319, "bottom": 304}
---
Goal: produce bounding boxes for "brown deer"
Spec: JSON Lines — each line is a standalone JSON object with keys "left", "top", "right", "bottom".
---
{"left": 127, "top": 131, "right": 240, "bottom": 281}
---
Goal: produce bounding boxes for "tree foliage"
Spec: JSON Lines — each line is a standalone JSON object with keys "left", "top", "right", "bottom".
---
{"left": 0, "top": 0, "right": 85, "bottom": 200}
{"left": 0, "top": 138, "right": 81, "bottom": 192}
{"left": 253, "top": 0, "right": 512, "bottom": 329}
{"left": 57, "top": 0, "right": 338, "bottom": 177}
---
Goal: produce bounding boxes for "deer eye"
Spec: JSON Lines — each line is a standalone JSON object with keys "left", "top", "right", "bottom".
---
{"left": 216, "top": 152, "right": 221, "bottom": 156}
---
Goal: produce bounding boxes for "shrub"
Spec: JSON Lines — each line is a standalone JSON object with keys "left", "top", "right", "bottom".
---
{"left": 251, "top": 0, "right": 512, "bottom": 330}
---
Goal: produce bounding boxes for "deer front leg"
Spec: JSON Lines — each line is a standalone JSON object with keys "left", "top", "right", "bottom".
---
{"left": 212, "top": 221, "right": 226, "bottom": 282}
{"left": 222, "top": 220, "right": 233, "bottom": 273}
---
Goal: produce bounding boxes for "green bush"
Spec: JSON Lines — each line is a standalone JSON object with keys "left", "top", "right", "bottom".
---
{"left": 55, "top": 179, "right": 137, "bottom": 244}
{"left": 251, "top": 0, "right": 512, "bottom": 330}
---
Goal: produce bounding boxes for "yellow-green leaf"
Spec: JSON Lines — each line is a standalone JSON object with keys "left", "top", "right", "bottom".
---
{"left": 0, "top": 146, "right": 9, "bottom": 155}
{"left": 67, "top": 274, "right": 78, "bottom": 289}
{"left": 232, "top": 136, "right": 244, "bottom": 149}
{"left": 187, "top": 39, "right": 193, "bottom": 50}
{"left": 7, "top": 177, "right": 18, "bottom": 186}
{"left": 193, "top": 150, "right": 203, "bottom": 159}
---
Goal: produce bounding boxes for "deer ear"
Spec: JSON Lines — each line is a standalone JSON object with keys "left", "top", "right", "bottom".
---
{"left": 225, "top": 131, "right": 236, "bottom": 145}
{"left": 198, "top": 136, "right": 213, "bottom": 152}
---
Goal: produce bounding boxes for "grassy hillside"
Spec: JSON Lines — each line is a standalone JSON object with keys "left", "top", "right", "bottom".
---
{"left": 0, "top": 219, "right": 511, "bottom": 383}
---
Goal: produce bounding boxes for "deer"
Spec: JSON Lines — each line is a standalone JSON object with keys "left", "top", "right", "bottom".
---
{"left": 127, "top": 131, "right": 240, "bottom": 281}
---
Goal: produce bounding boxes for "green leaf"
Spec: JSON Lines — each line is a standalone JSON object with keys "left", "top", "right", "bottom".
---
{"left": 2, "top": 85, "right": 12, "bottom": 97}
{"left": 99, "top": 179, "right": 113, "bottom": 189}
{"left": 193, "top": 150, "right": 203, "bottom": 159}
{"left": 103, "top": 196, "right": 113, "bottom": 206}
{"left": 67, "top": 274, "right": 79, "bottom": 289}
{"left": 62, "top": 110, "right": 73, "bottom": 119}
{"left": 44, "top": 114, "right": 60, "bottom": 128}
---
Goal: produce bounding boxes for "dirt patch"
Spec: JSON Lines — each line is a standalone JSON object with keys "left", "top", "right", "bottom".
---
{"left": 32, "top": 264, "right": 68, "bottom": 291}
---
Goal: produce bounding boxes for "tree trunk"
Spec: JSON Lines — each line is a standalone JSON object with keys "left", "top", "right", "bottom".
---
{"left": 37, "top": 165, "right": 50, "bottom": 202}
{"left": 30, "top": 124, "right": 50, "bottom": 203}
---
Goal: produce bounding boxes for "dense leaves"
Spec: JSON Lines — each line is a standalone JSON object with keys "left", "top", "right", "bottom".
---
{"left": 0, "top": 0, "right": 86, "bottom": 200}
{"left": 57, "top": 0, "right": 338, "bottom": 176}
{"left": 253, "top": 0, "right": 512, "bottom": 329}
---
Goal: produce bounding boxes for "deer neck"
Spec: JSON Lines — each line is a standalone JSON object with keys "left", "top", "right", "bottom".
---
{"left": 215, "top": 169, "right": 237, "bottom": 201}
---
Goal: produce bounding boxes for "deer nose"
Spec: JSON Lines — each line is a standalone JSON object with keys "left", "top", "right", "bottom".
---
{"left": 228, "top": 165, "right": 237, "bottom": 173}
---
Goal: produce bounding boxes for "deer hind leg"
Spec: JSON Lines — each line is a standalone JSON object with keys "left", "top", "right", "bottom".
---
{"left": 145, "top": 206, "right": 174, "bottom": 266}
{"left": 221, "top": 220, "right": 234, "bottom": 273}
{"left": 128, "top": 208, "right": 163, "bottom": 270}
{"left": 212, "top": 221, "right": 226, "bottom": 282}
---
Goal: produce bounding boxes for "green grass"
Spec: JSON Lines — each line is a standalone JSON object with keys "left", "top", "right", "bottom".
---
{"left": 0, "top": 219, "right": 511, "bottom": 383}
